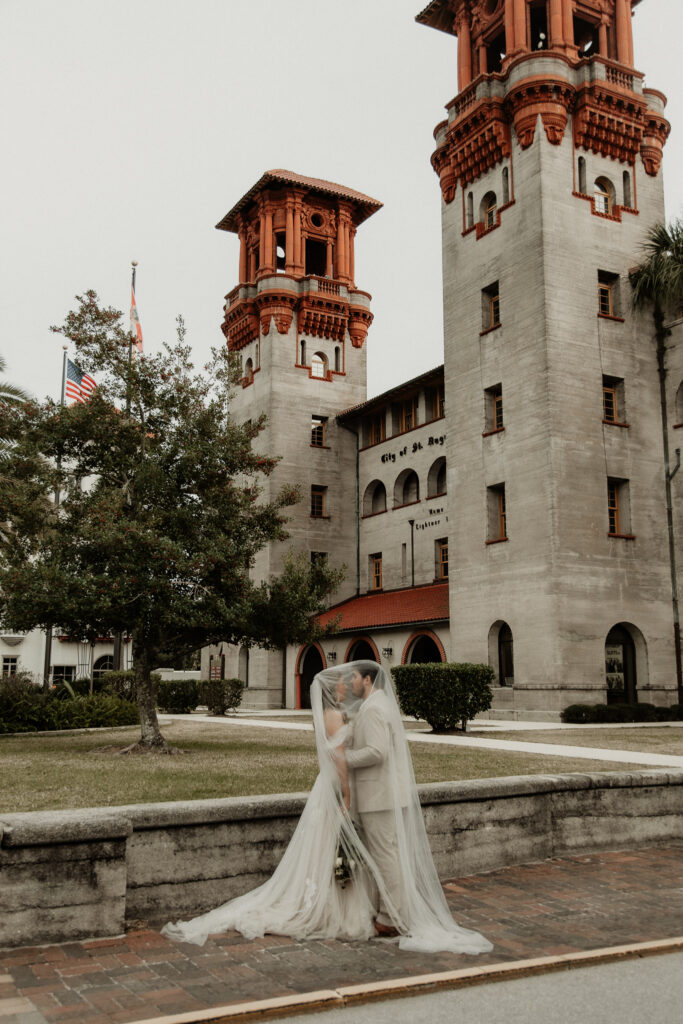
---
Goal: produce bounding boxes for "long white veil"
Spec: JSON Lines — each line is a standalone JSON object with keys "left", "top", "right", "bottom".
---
{"left": 162, "top": 660, "right": 491, "bottom": 955}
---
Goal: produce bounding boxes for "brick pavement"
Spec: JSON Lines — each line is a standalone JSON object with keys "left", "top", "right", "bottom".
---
{"left": 1, "top": 843, "right": 681, "bottom": 1024}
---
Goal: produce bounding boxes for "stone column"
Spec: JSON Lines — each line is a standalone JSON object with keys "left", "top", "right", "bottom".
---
{"left": 598, "top": 17, "right": 608, "bottom": 58}
{"left": 512, "top": 0, "right": 527, "bottom": 52}
{"left": 456, "top": 12, "right": 472, "bottom": 91}
{"left": 549, "top": 0, "right": 564, "bottom": 48}
{"left": 263, "top": 205, "right": 274, "bottom": 273}
{"left": 504, "top": 0, "right": 515, "bottom": 55}
{"left": 258, "top": 209, "right": 266, "bottom": 274}
{"left": 349, "top": 226, "right": 356, "bottom": 285}
{"left": 561, "top": 0, "right": 574, "bottom": 51}
{"left": 325, "top": 238, "right": 333, "bottom": 278}
{"left": 238, "top": 224, "right": 248, "bottom": 283}
{"left": 615, "top": 0, "right": 633, "bottom": 66}
{"left": 285, "top": 201, "right": 294, "bottom": 273}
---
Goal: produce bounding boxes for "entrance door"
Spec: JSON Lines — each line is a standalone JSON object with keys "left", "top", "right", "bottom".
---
{"left": 605, "top": 626, "right": 637, "bottom": 704}
{"left": 348, "top": 639, "right": 376, "bottom": 662}
{"left": 498, "top": 624, "right": 514, "bottom": 686}
{"left": 300, "top": 646, "right": 323, "bottom": 709}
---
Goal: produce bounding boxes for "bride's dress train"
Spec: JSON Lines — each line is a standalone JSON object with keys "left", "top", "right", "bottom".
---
{"left": 163, "top": 662, "right": 492, "bottom": 955}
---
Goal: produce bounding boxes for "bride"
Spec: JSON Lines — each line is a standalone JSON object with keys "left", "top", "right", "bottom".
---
{"left": 162, "top": 661, "right": 492, "bottom": 955}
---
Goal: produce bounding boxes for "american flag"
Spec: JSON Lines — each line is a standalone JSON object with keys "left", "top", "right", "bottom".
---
{"left": 65, "top": 359, "right": 96, "bottom": 405}
{"left": 130, "top": 284, "right": 143, "bottom": 352}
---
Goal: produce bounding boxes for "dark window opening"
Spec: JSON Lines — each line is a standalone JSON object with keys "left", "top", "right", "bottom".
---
{"left": 275, "top": 232, "right": 286, "bottom": 272}
{"left": 573, "top": 15, "right": 599, "bottom": 56}
{"left": 529, "top": 1, "right": 548, "bottom": 51}
{"left": 486, "top": 31, "right": 506, "bottom": 72}
{"left": 305, "top": 238, "right": 326, "bottom": 276}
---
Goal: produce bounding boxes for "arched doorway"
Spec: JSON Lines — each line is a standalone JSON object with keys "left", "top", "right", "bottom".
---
{"left": 346, "top": 638, "right": 377, "bottom": 662}
{"left": 93, "top": 655, "right": 114, "bottom": 679}
{"left": 238, "top": 646, "right": 249, "bottom": 687}
{"left": 405, "top": 632, "right": 444, "bottom": 664}
{"left": 605, "top": 625, "right": 638, "bottom": 704}
{"left": 488, "top": 620, "right": 514, "bottom": 686}
{"left": 299, "top": 645, "right": 323, "bottom": 709}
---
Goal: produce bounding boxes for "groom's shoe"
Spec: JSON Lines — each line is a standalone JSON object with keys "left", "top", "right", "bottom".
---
{"left": 374, "top": 920, "right": 399, "bottom": 938}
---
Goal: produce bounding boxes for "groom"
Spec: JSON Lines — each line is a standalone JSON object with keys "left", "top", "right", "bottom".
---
{"left": 344, "top": 664, "right": 407, "bottom": 937}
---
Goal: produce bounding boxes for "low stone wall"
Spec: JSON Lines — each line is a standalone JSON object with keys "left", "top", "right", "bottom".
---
{"left": 2, "top": 769, "right": 682, "bottom": 949}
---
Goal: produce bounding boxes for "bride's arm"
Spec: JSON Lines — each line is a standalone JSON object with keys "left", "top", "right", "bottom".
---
{"left": 324, "top": 708, "right": 351, "bottom": 811}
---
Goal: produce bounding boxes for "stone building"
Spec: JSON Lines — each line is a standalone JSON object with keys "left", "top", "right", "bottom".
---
{"left": 204, "top": 0, "right": 682, "bottom": 715}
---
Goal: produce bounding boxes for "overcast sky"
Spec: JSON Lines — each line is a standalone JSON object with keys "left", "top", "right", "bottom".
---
{"left": 2, "top": 0, "right": 682, "bottom": 404}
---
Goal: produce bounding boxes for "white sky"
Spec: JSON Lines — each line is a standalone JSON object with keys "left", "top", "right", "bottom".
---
{"left": 2, "top": 0, "right": 682, "bottom": 403}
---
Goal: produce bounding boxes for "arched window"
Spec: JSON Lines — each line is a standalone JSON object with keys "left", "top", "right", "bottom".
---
{"left": 594, "top": 177, "right": 615, "bottom": 215}
{"left": 676, "top": 382, "right": 683, "bottom": 425}
{"left": 238, "top": 645, "right": 249, "bottom": 687}
{"left": 427, "top": 456, "right": 447, "bottom": 497}
{"left": 502, "top": 167, "right": 510, "bottom": 205}
{"left": 578, "top": 156, "right": 587, "bottom": 194}
{"left": 466, "top": 192, "right": 474, "bottom": 229}
{"left": 311, "top": 352, "right": 328, "bottom": 379}
{"left": 363, "top": 480, "right": 387, "bottom": 517}
{"left": 622, "top": 170, "right": 632, "bottom": 208}
{"left": 334, "top": 346, "right": 341, "bottom": 372}
{"left": 244, "top": 357, "right": 254, "bottom": 384}
{"left": 395, "top": 470, "right": 419, "bottom": 506}
{"left": 93, "top": 655, "right": 114, "bottom": 679}
{"left": 480, "top": 191, "right": 497, "bottom": 229}
{"left": 300, "top": 339, "right": 306, "bottom": 365}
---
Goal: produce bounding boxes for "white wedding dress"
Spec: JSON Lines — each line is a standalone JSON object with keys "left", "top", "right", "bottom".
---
{"left": 163, "top": 661, "right": 492, "bottom": 955}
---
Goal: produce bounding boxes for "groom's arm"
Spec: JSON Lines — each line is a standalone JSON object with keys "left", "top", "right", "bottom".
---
{"left": 344, "top": 707, "right": 388, "bottom": 769}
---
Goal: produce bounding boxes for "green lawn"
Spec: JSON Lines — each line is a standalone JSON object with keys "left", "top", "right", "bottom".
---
{"left": 0, "top": 721, "right": 645, "bottom": 814}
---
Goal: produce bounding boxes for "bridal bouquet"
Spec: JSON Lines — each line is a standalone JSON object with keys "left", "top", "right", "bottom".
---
{"left": 334, "top": 842, "right": 357, "bottom": 888}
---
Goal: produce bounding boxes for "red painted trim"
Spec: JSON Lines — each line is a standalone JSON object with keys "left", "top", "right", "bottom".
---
{"left": 392, "top": 499, "right": 421, "bottom": 511}
{"left": 598, "top": 313, "right": 626, "bottom": 323}
{"left": 343, "top": 636, "right": 380, "bottom": 663}
{"left": 361, "top": 509, "right": 387, "bottom": 519}
{"left": 294, "top": 642, "right": 328, "bottom": 709}
{"left": 603, "top": 420, "right": 630, "bottom": 428}
{"left": 479, "top": 323, "right": 502, "bottom": 337}
{"left": 486, "top": 537, "right": 509, "bottom": 545}
{"left": 401, "top": 629, "right": 446, "bottom": 666}
{"left": 482, "top": 426, "right": 505, "bottom": 437}
{"left": 673, "top": 423, "right": 683, "bottom": 430}
{"left": 427, "top": 491, "right": 447, "bottom": 501}
{"left": 608, "top": 533, "right": 636, "bottom": 540}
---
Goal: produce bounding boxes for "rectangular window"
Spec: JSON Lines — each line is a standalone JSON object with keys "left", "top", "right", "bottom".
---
{"left": 52, "top": 665, "right": 76, "bottom": 683}
{"left": 310, "top": 485, "right": 327, "bottom": 518}
{"left": 368, "top": 413, "right": 386, "bottom": 446}
{"left": 2, "top": 656, "right": 18, "bottom": 677}
{"left": 487, "top": 483, "right": 507, "bottom": 542}
{"left": 602, "top": 376, "right": 626, "bottom": 425}
{"left": 311, "top": 415, "right": 327, "bottom": 447}
{"left": 484, "top": 384, "right": 504, "bottom": 433}
{"left": 436, "top": 538, "right": 448, "bottom": 579}
{"left": 598, "top": 270, "right": 620, "bottom": 317}
{"left": 429, "top": 386, "right": 445, "bottom": 421}
{"left": 370, "top": 552, "right": 383, "bottom": 591}
{"left": 607, "top": 478, "right": 632, "bottom": 536}
{"left": 395, "top": 397, "right": 418, "bottom": 434}
{"left": 482, "top": 281, "right": 500, "bottom": 331}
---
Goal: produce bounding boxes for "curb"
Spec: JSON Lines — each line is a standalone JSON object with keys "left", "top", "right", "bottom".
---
{"left": 128, "top": 935, "right": 683, "bottom": 1024}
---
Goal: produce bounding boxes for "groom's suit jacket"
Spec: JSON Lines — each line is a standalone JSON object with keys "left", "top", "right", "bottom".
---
{"left": 345, "top": 690, "right": 408, "bottom": 813}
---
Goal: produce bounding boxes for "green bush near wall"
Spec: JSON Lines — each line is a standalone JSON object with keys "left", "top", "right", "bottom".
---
{"left": 200, "top": 678, "right": 243, "bottom": 715}
{"left": 562, "top": 702, "right": 683, "bottom": 724}
{"left": 391, "top": 662, "right": 494, "bottom": 731}
{"left": 0, "top": 677, "right": 139, "bottom": 734}
{"left": 156, "top": 678, "right": 200, "bottom": 714}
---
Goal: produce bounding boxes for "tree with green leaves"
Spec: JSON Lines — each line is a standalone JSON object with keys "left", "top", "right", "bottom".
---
{"left": 0, "top": 291, "right": 341, "bottom": 750}
{"left": 630, "top": 219, "right": 683, "bottom": 703}
{"left": 0, "top": 354, "right": 29, "bottom": 462}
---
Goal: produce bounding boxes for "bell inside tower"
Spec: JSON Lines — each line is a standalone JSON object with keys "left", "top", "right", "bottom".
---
{"left": 529, "top": 0, "right": 549, "bottom": 51}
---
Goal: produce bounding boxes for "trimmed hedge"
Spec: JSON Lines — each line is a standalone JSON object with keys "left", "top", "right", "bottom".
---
{"left": 156, "top": 678, "right": 200, "bottom": 714}
{"left": 200, "top": 678, "right": 243, "bottom": 715}
{"left": 561, "top": 702, "right": 683, "bottom": 724}
{"left": 0, "top": 687, "right": 139, "bottom": 733}
{"left": 391, "top": 662, "right": 493, "bottom": 731}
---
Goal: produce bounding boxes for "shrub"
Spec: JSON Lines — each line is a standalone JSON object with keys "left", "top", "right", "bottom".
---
{"left": 101, "top": 670, "right": 137, "bottom": 701}
{"left": 156, "top": 678, "right": 200, "bottom": 714}
{"left": 0, "top": 690, "right": 139, "bottom": 733}
{"left": 391, "top": 662, "right": 493, "bottom": 731}
{"left": 69, "top": 676, "right": 111, "bottom": 696}
{"left": 670, "top": 704, "right": 683, "bottom": 721}
{"left": 562, "top": 701, "right": 681, "bottom": 724}
{"left": 561, "top": 704, "right": 595, "bottom": 724}
{"left": 200, "top": 678, "right": 243, "bottom": 715}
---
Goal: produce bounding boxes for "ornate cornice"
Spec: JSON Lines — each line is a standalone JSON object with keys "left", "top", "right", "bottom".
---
{"left": 505, "top": 78, "right": 576, "bottom": 149}
{"left": 432, "top": 98, "right": 511, "bottom": 202}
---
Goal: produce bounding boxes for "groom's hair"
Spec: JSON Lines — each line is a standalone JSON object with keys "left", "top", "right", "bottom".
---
{"left": 358, "top": 662, "right": 379, "bottom": 686}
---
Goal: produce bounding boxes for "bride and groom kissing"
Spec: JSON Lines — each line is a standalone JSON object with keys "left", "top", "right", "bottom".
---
{"left": 163, "top": 660, "right": 492, "bottom": 955}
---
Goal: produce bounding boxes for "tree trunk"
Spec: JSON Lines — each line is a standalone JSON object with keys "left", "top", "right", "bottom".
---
{"left": 133, "top": 641, "right": 167, "bottom": 748}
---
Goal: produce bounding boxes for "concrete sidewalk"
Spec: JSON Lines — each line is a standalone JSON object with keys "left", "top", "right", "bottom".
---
{"left": 160, "top": 715, "right": 683, "bottom": 769}
{"left": 2, "top": 843, "right": 682, "bottom": 1024}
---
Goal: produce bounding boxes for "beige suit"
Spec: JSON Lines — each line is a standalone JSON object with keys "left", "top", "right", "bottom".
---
{"left": 345, "top": 689, "right": 407, "bottom": 927}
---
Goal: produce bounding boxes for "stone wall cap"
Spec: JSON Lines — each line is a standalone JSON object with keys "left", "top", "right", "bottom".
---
{"left": 0, "top": 809, "right": 133, "bottom": 848}
{"left": 416, "top": 769, "right": 683, "bottom": 805}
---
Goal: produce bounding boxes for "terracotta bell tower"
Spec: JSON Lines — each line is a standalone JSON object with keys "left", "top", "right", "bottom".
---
{"left": 217, "top": 170, "right": 381, "bottom": 356}
{"left": 417, "top": 0, "right": 670, "bottom": 200}
{"left": 417, "top": 1, "right": 677, "bottom": 710}
{"left": 212, "top": 171, "right": 382, "bottom": 707}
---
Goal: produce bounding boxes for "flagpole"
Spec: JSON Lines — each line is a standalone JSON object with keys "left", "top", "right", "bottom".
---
{"left": 45, "top": 345, "right": 69, "bottom": 689}
{"left": 127, "top": 260, "right": 137, "bottom": 416}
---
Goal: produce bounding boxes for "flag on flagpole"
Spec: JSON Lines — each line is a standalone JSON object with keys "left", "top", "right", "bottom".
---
{"left": 130, "top": 284, "right": 143, "bottom": 352}
{"left": 64, "top": 359, "right": 96, "bottom": 405}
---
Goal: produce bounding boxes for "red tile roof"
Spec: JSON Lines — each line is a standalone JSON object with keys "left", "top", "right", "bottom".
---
{"left": 217, "top": 170, "right": 382, "bottom": 232}
{"left": 317, "top": 582, "right": 449, "bottom": 632}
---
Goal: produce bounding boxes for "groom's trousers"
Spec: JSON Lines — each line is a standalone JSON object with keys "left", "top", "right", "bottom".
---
{"left": 358, "top": 809, "right": 404, "bottom": 928}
